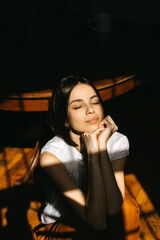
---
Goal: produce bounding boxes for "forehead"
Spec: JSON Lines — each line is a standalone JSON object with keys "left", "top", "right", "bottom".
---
{"left": 69, "top": 83, "right": 97, "bottom": 100}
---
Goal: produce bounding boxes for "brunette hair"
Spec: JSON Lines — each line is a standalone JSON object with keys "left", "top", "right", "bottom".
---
{"left": 48, "top": 75, "right": 104, "bottom": 146}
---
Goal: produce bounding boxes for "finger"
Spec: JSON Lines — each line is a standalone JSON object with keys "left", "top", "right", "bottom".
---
{"left": 82, "top": 126, "right": 104, "bottom": 138}
{"left": 115, "top": 124, "right": 118, "bottom": 131}
{"left": 105, "top": 115, "right": 115, "bottom": 125}
{"left": 103, "top": 116, "right": 116, "bottom": 129}
{"left": 107, "top": 116, "right": 118, "bottom": 132}
{"left": 100, "top": 119, "right": 118, "bottom": 133}
{"left": 111, "top": 122, "right": 118, "bottom": 133}
{"left": 99, "top": 118, "right": 111, "bottom": 128}
{"left": 81, "top": 132, "right": 88, "bottom": 139}
{"left": 112, "top": 125, "right": 118, "bottom": 133}
{"left": 92, "top": 126, "right": 105, "bottom": 135}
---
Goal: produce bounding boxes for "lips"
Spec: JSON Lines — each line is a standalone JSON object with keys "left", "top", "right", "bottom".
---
{"left": 86, "top": 117, "right": 99, "bottom": 123}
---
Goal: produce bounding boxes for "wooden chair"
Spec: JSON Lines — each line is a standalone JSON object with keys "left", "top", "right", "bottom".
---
{"left": 15, "top": 140, "right": 140, "bottom": 240}
{"left": 14, "top": 140, "right": 40, "bottom": 186}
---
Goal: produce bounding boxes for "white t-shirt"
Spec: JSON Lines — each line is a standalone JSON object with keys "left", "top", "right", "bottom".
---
{"left": 40, "top": 131, "right": 129, "bottom": 224}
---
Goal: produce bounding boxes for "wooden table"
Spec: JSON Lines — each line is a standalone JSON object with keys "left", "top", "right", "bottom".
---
{"left": 0, "top": 74, "right": 141, "bottom": 112}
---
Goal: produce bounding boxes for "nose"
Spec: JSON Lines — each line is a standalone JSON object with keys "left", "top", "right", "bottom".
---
{"left": 86, "top": 103, "right": 95, "bottom": 114}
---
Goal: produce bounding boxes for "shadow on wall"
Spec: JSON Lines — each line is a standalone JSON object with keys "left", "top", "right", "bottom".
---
{"left": 69, "top": 0, "right": 160, "bottom": 25}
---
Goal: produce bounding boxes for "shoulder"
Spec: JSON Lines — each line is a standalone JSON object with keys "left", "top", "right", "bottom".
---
{"left": 107, "top": 131, "right": 129, "bottom": 161}
{"left": 41, "top": 136, "right": 66, "bottom": 156}
{"left": 40, "top": 136, "right": 75, "bottom": 174}
{"left": 40, "top": 136, "right": 65, "bottom": 165}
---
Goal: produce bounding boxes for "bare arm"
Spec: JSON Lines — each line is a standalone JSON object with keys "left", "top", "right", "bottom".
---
{"left": 98, "top": 116, "right": 124, "bottom": 216}
{"left": 85, "top": 152, "right": 107, "bottom": 229}
{"left": 40, "top": 135, "right": 107, "bottom": 230}
{"left": 111, "top": 157, "right": 126, "bottom": 200}
{"left": 98, "top": 149, "right": 124, "bottom": 216}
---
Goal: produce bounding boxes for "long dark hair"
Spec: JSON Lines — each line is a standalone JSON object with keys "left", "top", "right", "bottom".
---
{"left": 48, "top": 75, "right": 104, "bottom": 147}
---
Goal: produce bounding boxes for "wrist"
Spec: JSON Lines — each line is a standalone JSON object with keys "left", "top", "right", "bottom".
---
{"left": 98, "top": 136, "right": 109, "bottom": 150}
{"left": 86, "top": 140, "right": 99, "bottom": 155}
{"left": 99, "top": 142, "right": 107, "bottom": 152}
{"left": 88, "top": 152, "right": 99, "bottom": 163}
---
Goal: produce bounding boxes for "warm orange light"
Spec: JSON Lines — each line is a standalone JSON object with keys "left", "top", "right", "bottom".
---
{"left": 1, "top": 207, "right": 8, "bottom": 227}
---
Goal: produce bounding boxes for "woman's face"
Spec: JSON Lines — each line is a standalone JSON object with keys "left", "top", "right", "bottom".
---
{"left": 67, "top": 83, "right": 104, "bottom": 135}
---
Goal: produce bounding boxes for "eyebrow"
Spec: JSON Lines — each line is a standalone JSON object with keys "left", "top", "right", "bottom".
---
{"left": 69, "top": 95, "right": 98, "bottom": 105}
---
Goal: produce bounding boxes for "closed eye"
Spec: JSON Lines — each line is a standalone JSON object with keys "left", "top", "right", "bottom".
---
{"left": 92, "top": 102, "right": 100, "bottom": 105}
{"left": 73, "top": 106, "right": 82, "bottom": 109}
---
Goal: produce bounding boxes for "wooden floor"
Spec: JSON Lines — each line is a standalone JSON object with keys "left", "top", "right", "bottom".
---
{"left": 0, "top": 147, "right": 41, "bottom": 240}
{"left": 0, "top": 146, "right": 159, "bottom": 240}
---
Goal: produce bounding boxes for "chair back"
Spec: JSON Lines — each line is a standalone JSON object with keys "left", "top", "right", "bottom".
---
{"left": 15, "top": 140, "right": 40, "bottom": 186}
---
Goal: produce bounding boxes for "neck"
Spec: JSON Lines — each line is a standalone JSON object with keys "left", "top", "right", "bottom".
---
{"left": 69, "top": 130, "right": 81, "bottom": 152}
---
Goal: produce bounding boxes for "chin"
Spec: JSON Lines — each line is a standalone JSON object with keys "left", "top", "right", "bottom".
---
{"left": 87, "top": 124, "right": 99, "bottom": 133}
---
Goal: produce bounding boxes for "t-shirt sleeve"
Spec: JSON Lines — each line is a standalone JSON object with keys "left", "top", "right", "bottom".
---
{"left": 40, "top": 139, "right": 64, "bottom": 162}
{"left": 107, "top": 132, "right": 130, "bottom": 161}
{"left": 40, "top": 137, "right": 74, "bottom": 176}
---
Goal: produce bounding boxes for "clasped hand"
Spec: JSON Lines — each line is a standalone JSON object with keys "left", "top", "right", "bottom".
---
{"left": 82, "top": 116, "right": 118, "bottom": 154}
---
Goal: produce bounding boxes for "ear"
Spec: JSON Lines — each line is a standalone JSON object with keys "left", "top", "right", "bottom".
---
{"left": 65, "top": 120, "right": 69, "bottom": 129}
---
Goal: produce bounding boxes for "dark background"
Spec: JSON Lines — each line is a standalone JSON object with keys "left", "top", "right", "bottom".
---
{"left": 0, "top": 0, "right": 160, "bottom": 83}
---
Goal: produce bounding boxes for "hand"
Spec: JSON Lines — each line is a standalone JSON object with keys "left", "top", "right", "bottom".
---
{"left": 82, "top": 126, "right": 104, "bottom": 155}
{"left": 98, "top": 115, "right": 118, "bottom": 149}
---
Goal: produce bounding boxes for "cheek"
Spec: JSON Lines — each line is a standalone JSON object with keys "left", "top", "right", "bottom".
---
{"left": 98, "top": 106, "right": 104, "bottom": 119}
{"left": 68, "top": 111, "right": 83, "bottom": 127}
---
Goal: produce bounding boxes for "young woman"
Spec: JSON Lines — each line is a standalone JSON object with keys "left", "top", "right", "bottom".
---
{"left": 35, "top": 75, "right": 129, "bottom": 240}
